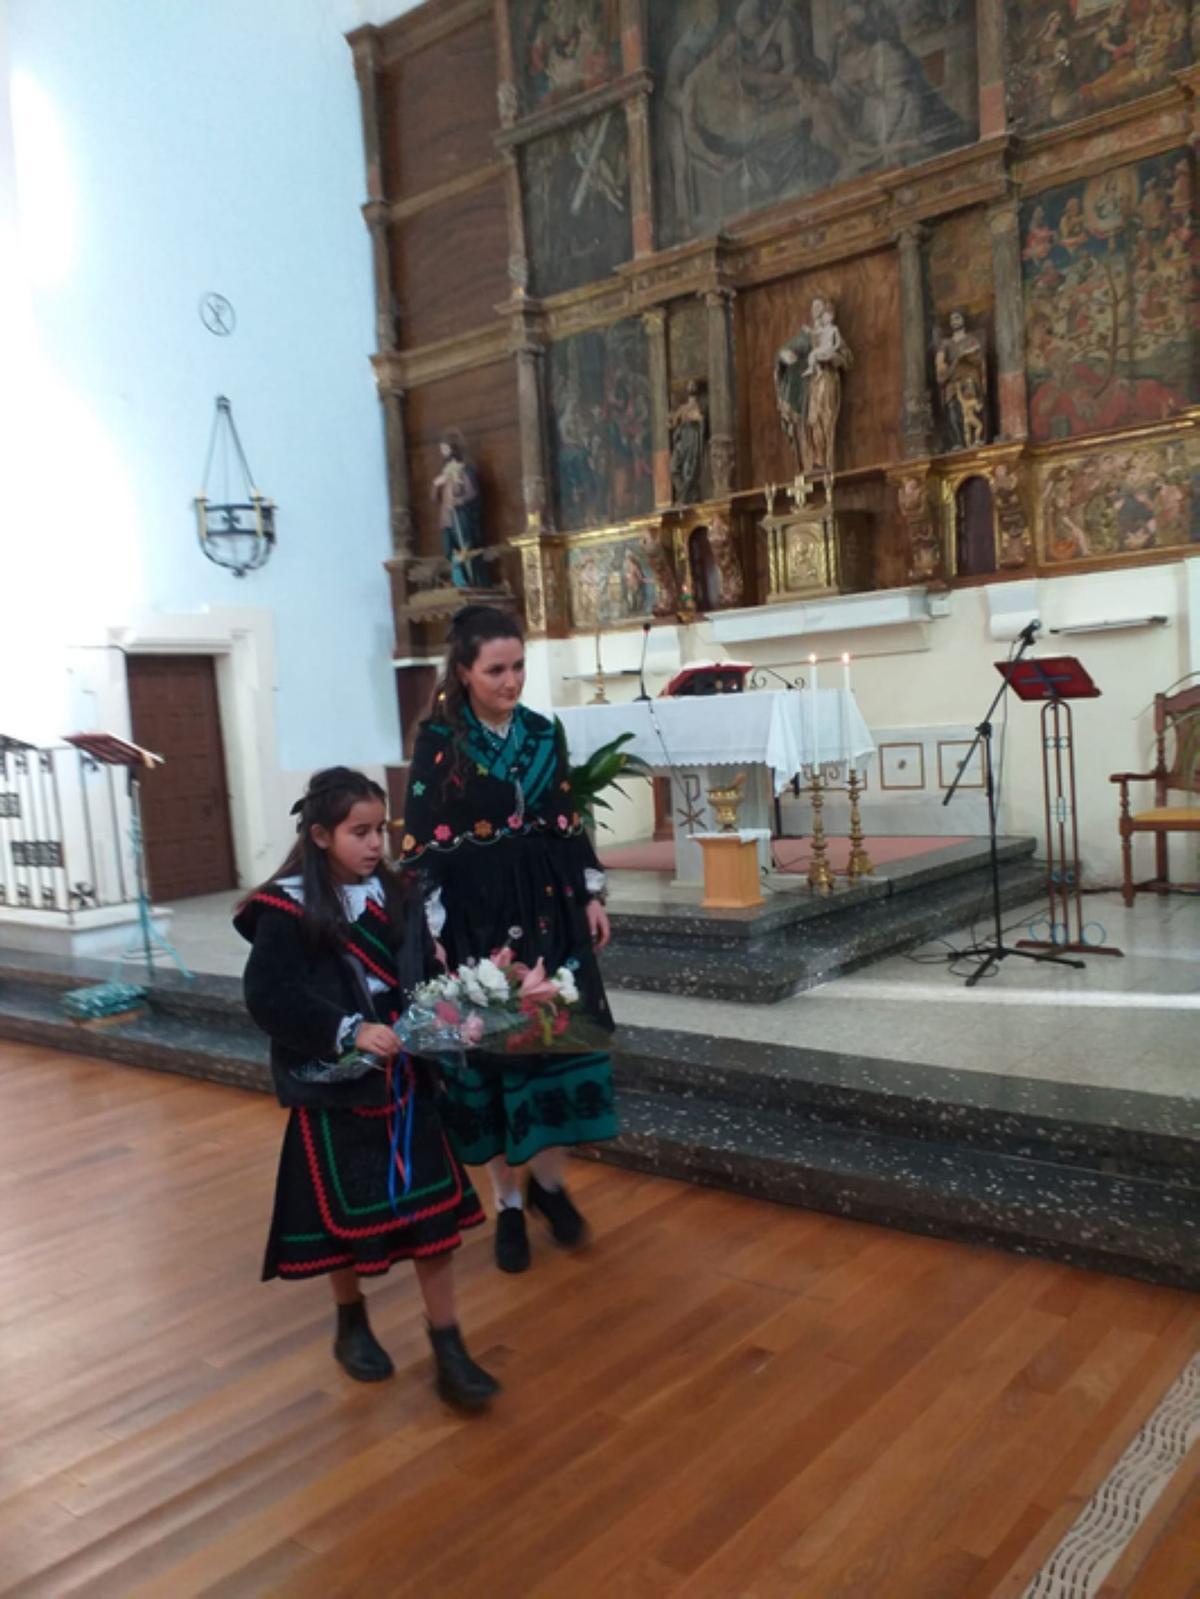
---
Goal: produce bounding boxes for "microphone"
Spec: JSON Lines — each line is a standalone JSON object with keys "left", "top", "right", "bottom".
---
{"left": 1017, "top": 618, "right": 1042, "bottom": 646}
{"left": 635, "top": 621, "right": 652, "bottom": 702}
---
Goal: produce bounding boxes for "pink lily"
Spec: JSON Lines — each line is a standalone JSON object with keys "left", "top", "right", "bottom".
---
{"left": 434, "top": 999, "right": 461, "bottom": 1026}
{"left": 489, "top": 945, "right": 515, "bottom": 970}
{"left": 460, "top": 1013, "right": 484, "bottom": 1045}
{"left": 518, "top": 957, "right": 558, "bottom": 1005}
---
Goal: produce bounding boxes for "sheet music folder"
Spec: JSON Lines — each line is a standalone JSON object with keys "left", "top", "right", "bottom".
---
{"left": 996, "top": 656, "right": 1100, "bottom": 701}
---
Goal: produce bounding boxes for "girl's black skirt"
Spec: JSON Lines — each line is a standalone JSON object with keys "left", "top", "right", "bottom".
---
{"left": 262, "top": 1067, "right": 485, "bottom": 1282}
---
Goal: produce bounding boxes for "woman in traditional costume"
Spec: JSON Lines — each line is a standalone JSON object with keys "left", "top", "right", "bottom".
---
{"left": 399, "top": 606, "right": 618, "bottom": 1274}
{"left": 235, "top": 767, "right": 498, "bottom": 1410}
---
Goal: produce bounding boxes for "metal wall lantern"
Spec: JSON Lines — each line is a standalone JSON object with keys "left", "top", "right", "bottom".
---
{"left": 194, "top": 395, "right": 276, "bottom": 577}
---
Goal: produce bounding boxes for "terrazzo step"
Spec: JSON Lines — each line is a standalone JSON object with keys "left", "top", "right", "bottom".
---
{"left": 600, "top": 857, "right": 1046, "bottom": 1002}
{"left": 2, "top": 963, "right": 1194, "bottom": 1287}
{"left": 0, "top": 948, "right": 255, "bottom": 1037}
{"left": 0, "top": 981, "right": 270, "bottom": 1096}
{"left": 612, "top": 1024, "right": 1198, "bottom": 1186}
{"left": 586, "top": 1086, "right": 1200, "bottom": 1291}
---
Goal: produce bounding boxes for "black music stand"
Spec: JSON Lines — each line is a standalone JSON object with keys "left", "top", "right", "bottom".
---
{"left": 1003, "top": 657, "right": 1122, "bottom": 960}
{"left": 942, "top": 628, "right": 1086, "bottom": 987}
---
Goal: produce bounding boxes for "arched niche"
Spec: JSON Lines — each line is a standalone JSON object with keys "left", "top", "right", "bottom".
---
{"left": 955, "top": 476, "right": 996, "bottom": 578}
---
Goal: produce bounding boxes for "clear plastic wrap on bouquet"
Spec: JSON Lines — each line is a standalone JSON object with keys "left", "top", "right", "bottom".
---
{"left": 290, "top": 950, "right": 609, "bottom": 1083}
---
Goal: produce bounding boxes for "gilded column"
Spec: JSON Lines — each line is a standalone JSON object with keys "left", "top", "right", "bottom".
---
{"left": 704, "top": 287, "right": 736, "bottom": 497}
{"left": 624, "top": 92, "right": 655, "bottom": 259}
{"left": 493, "top": 0, "right": 531, "bottom": 298}
{"left": 644, "top": 308, "right": 671, "bottom": 508}
{"left": 988, "top": 199, "right": 1029, "bottom": 442}
{"left": 350, "top": 27, "right": 413, "bottom": 563}
{"left": 896, "top": 223, "right": 934, "bottom": 458}
{"left": 977, "top": 2, "right": 1008, "bottom": 138}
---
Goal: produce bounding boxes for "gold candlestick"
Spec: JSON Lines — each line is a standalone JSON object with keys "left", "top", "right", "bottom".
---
{"left": 590, "top": 628, "right": 609, "bottom": 704}
{"left": 845, "top": 767, "right": 874, "bottom": 882}
{"left": 807, "top": 770, "right": 834, "bottom": 897}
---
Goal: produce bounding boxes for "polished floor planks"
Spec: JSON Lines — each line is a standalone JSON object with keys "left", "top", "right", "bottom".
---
{"left": 0, "top": 1040, "right": 1196, "bottom": 1598}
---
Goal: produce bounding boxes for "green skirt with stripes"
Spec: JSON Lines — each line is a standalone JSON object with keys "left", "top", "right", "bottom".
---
{"left": 439, "top": 1050, "right": 619, "bottom": 1167}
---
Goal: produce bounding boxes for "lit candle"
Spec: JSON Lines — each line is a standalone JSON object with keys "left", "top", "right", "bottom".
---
{"left": 809, "top": 653, "right": 819, "bottom": 768}
{"left": 841, "top": 653, "right": 851, "bottom": 778}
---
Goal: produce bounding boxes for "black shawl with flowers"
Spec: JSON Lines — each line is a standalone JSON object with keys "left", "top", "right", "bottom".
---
{"left": 399, "top": 705, "right": 612, "bottom": 1031}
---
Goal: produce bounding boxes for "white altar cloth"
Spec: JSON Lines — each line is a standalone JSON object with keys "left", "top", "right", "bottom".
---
{"left": 557, "top": 689, "right": 875, "bottom": 795}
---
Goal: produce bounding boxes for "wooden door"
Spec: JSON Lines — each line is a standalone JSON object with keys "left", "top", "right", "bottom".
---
{"left": 126, "top": 655, "right": 238, "bottom": 900}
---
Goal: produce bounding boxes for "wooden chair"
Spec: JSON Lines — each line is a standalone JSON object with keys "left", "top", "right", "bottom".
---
{"left": 1110, "top": 682, "right": 1200, "bottom": 906}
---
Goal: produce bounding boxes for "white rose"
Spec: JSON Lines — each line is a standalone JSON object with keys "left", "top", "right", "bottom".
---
{"left": 553, "top": 967, "right": 579, "bottom": 1004}
{"left": 459, "top": 969, "right": 489, "bottom": 1007}
{"left": 475, "top": 959, "right": 510, "bottom": 999}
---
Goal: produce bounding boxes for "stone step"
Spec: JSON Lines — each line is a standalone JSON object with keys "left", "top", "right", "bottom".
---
{"left": 601, "top": 857, "right": 1046, "bottom": 1002}
{"left": 4, "top": 927, "right": 1192, "bottom": 1290}
{"left": 613, "top": 1024, "right": 1198, "bottom": 1187}
{"left": 587, "top": 1086, "right": 1199, "bottom": 1292}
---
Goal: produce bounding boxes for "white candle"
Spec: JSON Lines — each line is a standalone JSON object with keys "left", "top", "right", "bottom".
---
{"left": 841, "top": 653, "right": 851, "bottom": 778}
{"left": 809, "top": 653, "right": 819, "bottom": 768}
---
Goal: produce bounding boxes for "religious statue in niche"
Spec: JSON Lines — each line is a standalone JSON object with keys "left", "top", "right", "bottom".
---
{"left": 431, "top": 435, "right": 488, "bottom": 590}
{"left": 992, "top": 464, "right": 1031, "bottom": 570}
{"left": 934, "top": 311, "right": 989, "bottom": 451}
{"left": 708, "top": 513, "right": 744, "bottom": 609}
{"left": 775, "top": 295, "right": 854, "bottom": 489}
{"left": 668, "top": 379, "right": 707, "bottom": 506}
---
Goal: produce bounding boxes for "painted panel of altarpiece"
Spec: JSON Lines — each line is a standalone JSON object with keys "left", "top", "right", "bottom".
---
{"left": 649, "top": 0, "right": 979, "bottom": 249}
{"left": 525, "top": 111, "right": 632, "bottom": 298}
{"left": 1006, "top": 0, "right": 1193, "bottom": 134}
{"left": 566, "top": 535, "right": 658, "bottom": 628}
{"left": 1021, "top": 148, "right": 1197, "bottom": 443}
{"left": 509, "top": 0, "right": 622, "bottom": 115}
{"left": 1038, "top": 432, "right": 1197, "bottom": 567}
{"left": 548, "top": 319, "right": 653, "bottom": 532}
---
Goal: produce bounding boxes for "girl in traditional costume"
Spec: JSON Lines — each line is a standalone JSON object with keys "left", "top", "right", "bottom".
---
{"left": 235, "top": 767, "right": 499, "bottom": 1410}
{"left": 400, "top": 606, "right": 618, "bottom": 1274}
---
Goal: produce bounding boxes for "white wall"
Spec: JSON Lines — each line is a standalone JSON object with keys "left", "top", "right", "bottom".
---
{"left": 0, "top": 0, "right": 418, "bottom": 780}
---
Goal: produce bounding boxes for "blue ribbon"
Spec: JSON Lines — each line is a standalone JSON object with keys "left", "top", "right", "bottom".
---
{"left": 387, "top": 1053, "right": 416, "bottom": 1213}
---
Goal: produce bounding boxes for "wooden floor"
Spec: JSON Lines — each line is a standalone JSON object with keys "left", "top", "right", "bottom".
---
{"left": 0, "top": 1042, "right": 1197, "bottom": 1599}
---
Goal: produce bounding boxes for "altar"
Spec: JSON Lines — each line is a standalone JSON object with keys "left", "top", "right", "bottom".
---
{"left": 558, "top": 689, "right": 875, "bottom": 884}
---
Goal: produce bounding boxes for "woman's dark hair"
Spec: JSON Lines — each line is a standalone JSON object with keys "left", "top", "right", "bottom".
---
{"left": 241, "top": 766, "right": 411, "bottom": 951}
{"left": 431, "top": 604, "right": 525, "bottom": 732}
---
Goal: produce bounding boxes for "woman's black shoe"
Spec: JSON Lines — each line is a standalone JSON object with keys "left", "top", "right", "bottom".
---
{"left": 428, "top": 1323, "right": 501, "bottom": 1410}
{"left": 494, "top": 1205, "right": 531, "bottom": 1273}
{"left": 526, "top": 1174, "right": 588, "bottom": 1248}
{"left": 334, "top": 1297, "right": 394, "bottom": 1382}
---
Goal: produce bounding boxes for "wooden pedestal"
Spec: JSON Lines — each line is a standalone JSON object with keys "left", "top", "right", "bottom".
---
{"left": 697, "top": 835, "right": 764, "bottom": 909}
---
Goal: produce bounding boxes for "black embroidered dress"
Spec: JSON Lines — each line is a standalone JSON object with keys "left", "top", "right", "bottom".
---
{"left": 399, "top": 704, "right": 619, "bottom": 1166}
{"left": 236, "top": 877, "right": 485, "bottom": 1280}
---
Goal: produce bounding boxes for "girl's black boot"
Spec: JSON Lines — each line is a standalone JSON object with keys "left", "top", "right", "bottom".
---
{"left": 334, "top": 1297, "right": 395, "bottom": 1382}
{"left": 427, "top": 1322, "right": 501, "bottom": 1410}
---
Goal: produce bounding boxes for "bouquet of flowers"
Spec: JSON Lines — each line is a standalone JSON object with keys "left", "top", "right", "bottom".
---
{"left": 398, "top": 946, "right": 584, "bottom": 1055}
{"left": 292, "top": 948, "right": 599, "bottom": 1086}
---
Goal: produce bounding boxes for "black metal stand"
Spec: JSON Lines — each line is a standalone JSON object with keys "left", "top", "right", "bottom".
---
{"left": 943, "top": 626, "right": 1085, "bottom": 988}
{"left": 635, "top": 622, "right": 652, "bottom": 702}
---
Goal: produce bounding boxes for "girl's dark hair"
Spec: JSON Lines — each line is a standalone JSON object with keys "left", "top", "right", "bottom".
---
{"left": 431, "top": 604, "right": 525, "bottom": 732}
{"left": 241, "top": 766, "right": 410, "bottom": 951}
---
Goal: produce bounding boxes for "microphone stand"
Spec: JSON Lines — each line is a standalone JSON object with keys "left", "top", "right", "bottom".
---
{"left": 943, "top": 621, "right": 1085, "bottom": 988}
{"left": 635, "top": 622, "right": 652, "bottom": 703}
